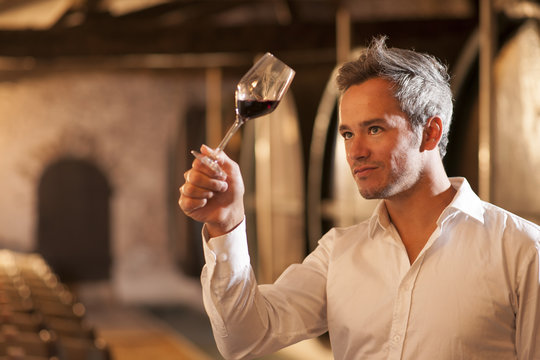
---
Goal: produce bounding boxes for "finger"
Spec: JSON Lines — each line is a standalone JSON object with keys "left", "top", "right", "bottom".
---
{"left": 191, "top": 151, "right": 226, "bottom": 180}
{"left": 185, "top": 169, "right": 228, "bottom": 192}
{"left": 180, "top": 183, "right": 214, "bottom": 199}
{"left": 200, "top": 144, "right": 221, "bottom": 160}
{"left": 199, "top": 145, "right": 239, "bottom": 177}
{"left": 178, "top": 196, "right": 207, "bottom": 214}
{"left": 200, "top": 145, "right": 230, "bottom": 167}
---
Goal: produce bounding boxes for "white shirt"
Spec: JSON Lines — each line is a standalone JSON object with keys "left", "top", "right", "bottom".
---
{"left": 201, "top": 178, "right": 540, "bottom": 360}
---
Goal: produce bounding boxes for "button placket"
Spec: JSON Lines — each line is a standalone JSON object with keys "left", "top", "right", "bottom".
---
{"left": 387, "top": 256, "right": 425, "bottom": 359}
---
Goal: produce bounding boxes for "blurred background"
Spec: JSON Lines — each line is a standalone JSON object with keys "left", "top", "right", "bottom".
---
{"left": 0, "top": 0, "right": 538, "bottom": 359}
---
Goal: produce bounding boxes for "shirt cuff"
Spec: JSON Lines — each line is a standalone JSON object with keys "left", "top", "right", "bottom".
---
{"left": 202, "top": 218, "right": 250, "bottom": 276}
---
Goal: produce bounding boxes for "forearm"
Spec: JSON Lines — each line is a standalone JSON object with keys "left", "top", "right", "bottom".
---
{"left": 201, "top": 220, "right": 273, "bottom": 359}
{"left": 202, "top": 264, "right": 279, "bottom": 359}
{"left": 200, "top": 221, "right": 329, "bottom": 359}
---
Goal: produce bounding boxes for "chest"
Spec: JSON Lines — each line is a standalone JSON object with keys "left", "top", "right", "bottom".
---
{"left": 325, "top": 235, "right": 517, "bottom": 359}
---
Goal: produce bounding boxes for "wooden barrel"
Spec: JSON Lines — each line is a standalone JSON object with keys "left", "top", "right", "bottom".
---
{"left": 449, "top": 18, "right": 540, "bottom": 225}
{"left": 307, "top": 57, "right": 378, "bottom": 251}
{"left": 241, "top": 92, "right": 306, "bottom": 284}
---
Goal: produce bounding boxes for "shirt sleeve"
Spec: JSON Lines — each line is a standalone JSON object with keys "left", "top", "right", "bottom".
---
{"left": 515, "top": 237, "right": 540, "bottom": 360}
{"left": 200, "top": 219, "right": 330, "bottom": 360}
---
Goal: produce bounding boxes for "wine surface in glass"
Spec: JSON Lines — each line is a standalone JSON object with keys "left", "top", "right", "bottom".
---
{"left": 237, "top": 99, "right": 280, "bottom": 120}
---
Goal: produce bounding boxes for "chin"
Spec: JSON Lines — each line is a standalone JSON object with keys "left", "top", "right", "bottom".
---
{"left": 358, "top": 181, "right": 401, "bottom": 200}
{"left": 360, "top": 192, "right": 384, "bottom": 200}
{"left": 356, "top": 178, "right": 385, "bottom": 199}
{"left": 358, "top": 187, "right": 385, "bottom": 200}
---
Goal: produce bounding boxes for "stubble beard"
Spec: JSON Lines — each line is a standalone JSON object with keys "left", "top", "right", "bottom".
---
{"left": 356, "top": 176, "right": 401, "bottom": 200}
{"left": 355, "top": 159, "right": 422, "bottom": 200}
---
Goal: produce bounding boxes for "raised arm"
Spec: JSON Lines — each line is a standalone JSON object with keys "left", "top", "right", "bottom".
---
{"left": 178, "top": 145, "right": 329, "bottom": 359}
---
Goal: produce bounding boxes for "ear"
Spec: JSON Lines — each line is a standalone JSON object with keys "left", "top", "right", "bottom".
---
{"left": 420, "top": 116, "right": 443, "bottom": 152}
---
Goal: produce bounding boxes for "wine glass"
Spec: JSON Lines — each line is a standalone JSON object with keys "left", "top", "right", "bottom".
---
{"left": 192, "top": 52, "right": 295, "bottom": 175}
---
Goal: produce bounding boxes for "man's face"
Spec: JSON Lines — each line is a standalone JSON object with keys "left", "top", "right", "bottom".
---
{"left": 339, "top": 78, "right": 423, "bottom": 200}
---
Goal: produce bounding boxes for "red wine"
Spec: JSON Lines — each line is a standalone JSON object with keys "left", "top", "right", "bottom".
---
{"left": 237, "top": 100, "right": 279, "bottom": 120}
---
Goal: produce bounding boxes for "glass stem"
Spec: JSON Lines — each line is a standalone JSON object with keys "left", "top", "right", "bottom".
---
{"left": 215, "top": 118, "right": 243, "bottom": 153}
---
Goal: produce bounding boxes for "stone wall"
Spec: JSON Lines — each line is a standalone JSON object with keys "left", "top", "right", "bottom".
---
{"left": 0, "top": 68, "right": 206, "bottom": 307}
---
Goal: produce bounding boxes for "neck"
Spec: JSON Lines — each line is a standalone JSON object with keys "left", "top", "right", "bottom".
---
{"left": 386, "top": 177, "right": 454, "bottom": 223}
{"left": 384, "top": 163, "right": 456, "bottom": 263}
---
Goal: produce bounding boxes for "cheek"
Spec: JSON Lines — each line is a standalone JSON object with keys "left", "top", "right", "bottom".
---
{"left": 388, "top": 141, "right": 415, "bottom": 171}
{"left": 344, "top": 142, "right": 355, "bottom": 164}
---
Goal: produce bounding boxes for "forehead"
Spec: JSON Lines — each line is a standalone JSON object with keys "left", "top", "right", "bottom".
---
{"left": 339, "top": 78, "right": 405, "bottom": 124}
{"left": 341, "top": 78, "right": 399, "bottom": 109}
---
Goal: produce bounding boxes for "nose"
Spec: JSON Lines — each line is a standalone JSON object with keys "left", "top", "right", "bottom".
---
{"left": 346, "top": 136, "right": 370, "bottom": 161}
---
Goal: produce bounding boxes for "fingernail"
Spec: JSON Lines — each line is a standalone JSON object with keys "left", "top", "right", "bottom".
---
{"left": 219, "top": 181, "right": 228, "bottom": 192}
{"left": 202, "top": 144, "right": 219, "bottom": 158}
{"left": 201, "top": 144, "right": 213, "bottom": 154}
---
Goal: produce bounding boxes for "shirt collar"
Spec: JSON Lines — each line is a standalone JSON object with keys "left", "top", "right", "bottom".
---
{"left": 368, "top": 200, "right": 391, "bottom": 238}
{"left": 367, "top": 177, "right": 485, "bottom": 237}
{"left": 440, "top": 177, "right": 485, "bottom": 225}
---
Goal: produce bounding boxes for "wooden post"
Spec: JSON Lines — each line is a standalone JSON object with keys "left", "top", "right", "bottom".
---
{"left": 336, "top": 6, "right": 351, "bottom": 64}
{"left": 205, "top": 67, "right": 222, "bottom": 148}
{"left": 478, "top": 0, "right": 496, "bottom": 201}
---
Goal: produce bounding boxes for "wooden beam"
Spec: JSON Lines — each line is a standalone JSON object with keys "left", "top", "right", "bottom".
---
{"left": 0, "top": 18, "right": 474, "bottom": 60}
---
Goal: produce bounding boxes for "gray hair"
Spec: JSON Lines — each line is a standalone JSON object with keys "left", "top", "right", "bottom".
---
{"left": 336, "top": 36, "right": 453, "bottom": 158}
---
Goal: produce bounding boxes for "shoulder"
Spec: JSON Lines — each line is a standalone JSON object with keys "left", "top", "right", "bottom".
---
{"left": 322, "top": 220, "right": 371, "bottom": 240}
{"left": 478, "top": 202, "right": 540, "bottom": 264}
{"left": 481, "top": 201, "right": 539, "bottom": 241}
{"left": 316, "top": 220, "right": 372, "bottom": 256}
{"left": 448, "top": 177, "right": 539, "bottom": 247}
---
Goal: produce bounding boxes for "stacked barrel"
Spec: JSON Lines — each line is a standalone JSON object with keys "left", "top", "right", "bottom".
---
{"left": 0, "top": 250, "right": 110, "bottom": 360}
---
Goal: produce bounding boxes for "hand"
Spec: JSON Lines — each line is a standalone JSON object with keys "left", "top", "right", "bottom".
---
{"left": 178, "top": 145, "right": 245, "bottom": 237}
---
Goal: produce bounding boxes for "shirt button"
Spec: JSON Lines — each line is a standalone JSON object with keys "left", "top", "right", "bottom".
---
{"left": 393, "top": 335, "right": 401, "bottom": 343}
{"left": 217, "top": 253, "right": 228, "bottom": 262}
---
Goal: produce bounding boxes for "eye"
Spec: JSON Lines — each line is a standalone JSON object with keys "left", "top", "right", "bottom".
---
{"left": 340, "top": 131, "right": 353, "bottom": 140}
{"left": 368, "top": 126, "right": 382, "bottom": 135}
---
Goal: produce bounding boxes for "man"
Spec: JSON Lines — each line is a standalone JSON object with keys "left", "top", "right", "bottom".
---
{"left": 179, "top": 37, "right": 540, "bottom": 359}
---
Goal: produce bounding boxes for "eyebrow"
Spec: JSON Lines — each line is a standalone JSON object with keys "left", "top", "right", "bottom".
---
{"left": 338, "top": 118, "right": 385, "bottom": 133}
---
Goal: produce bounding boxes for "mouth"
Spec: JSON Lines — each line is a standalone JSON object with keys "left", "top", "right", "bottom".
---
{"left": 353, "top": 165, "right": 378, "bottom": 178}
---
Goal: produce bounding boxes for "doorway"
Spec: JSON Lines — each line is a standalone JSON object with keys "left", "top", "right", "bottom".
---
{"left": 37, "top": 158, "right": 112, "bottom": 282}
